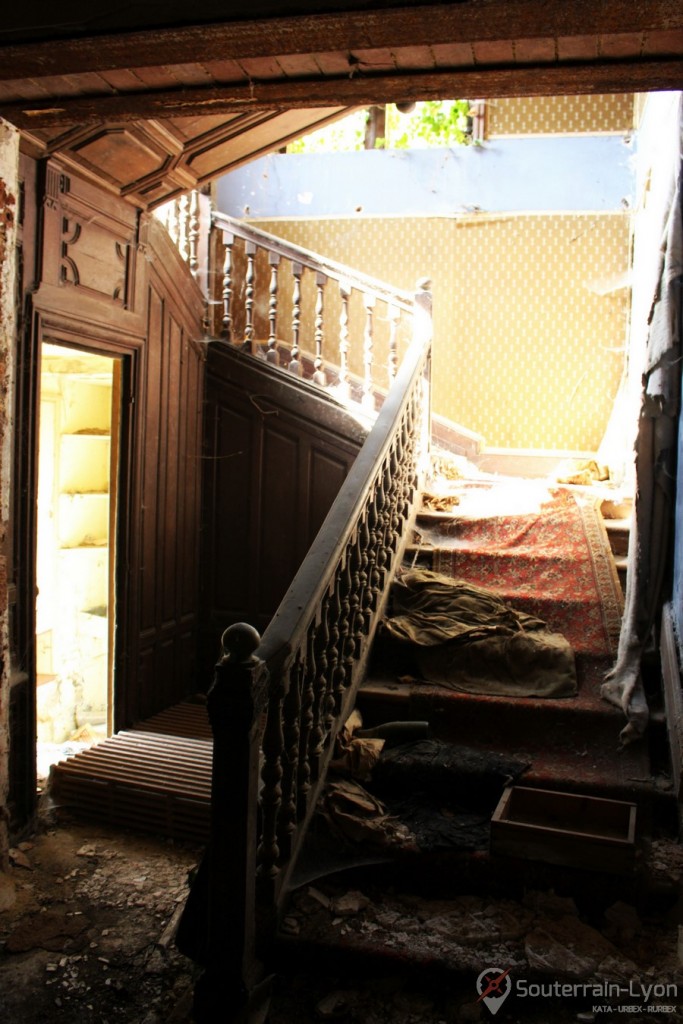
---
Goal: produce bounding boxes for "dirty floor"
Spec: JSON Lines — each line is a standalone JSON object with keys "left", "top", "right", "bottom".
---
{"left": 2, "top": 811, "right": 683, "bottom": 1023}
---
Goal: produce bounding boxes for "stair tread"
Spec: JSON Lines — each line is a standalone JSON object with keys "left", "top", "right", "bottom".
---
{"left": 603, "top": 517, "right": 632, "bottom": 533}
{"left": 361, "top": 668, "right": 625, "bottom": 721}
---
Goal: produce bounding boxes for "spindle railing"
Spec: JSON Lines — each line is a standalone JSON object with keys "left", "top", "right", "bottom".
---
{"left": 154, "top": 189, "right": 212, "bottom": 297}
{"left": 191, "top": 304, "right": 432, "bottom": 1023}
{"left": 211, "top": 211, "right": 424, "bottom": 411}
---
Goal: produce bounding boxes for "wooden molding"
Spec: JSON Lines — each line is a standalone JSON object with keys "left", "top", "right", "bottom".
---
{"left": 3, "top": 59, "right": 681, "bottom": 128}
{"left": 2, "top": 2, "right": 680, "bottom": 81}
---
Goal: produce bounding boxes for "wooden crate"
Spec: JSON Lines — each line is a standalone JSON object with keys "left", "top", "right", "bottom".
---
{"left": 491, "top": 785, "right": 637, "bottom": 873}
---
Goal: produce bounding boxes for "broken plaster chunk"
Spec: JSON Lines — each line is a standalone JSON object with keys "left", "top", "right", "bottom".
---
{"left": 306, "top": 886, "right": 331, "bottom": 909}
{"left": 331, "top": 891, "right": 370, "bottom": 917}
{"left": 524, "top": 915, "right": 618, "bottom": 979}
{"left": 316, "top": 990, "right": 353, "bottom": 1019}
{"left": 281, "top": 916, "right": 300, "bottom": 936}
{"left": 9, "top": 847, "right": 32, "bottom": 870}
{"left": 76, "top": 844, "right": 98, "bottom": 858}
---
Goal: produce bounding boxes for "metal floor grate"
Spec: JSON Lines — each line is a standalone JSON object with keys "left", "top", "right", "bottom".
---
{"left": 49, "top": 702, "right": 212, "bottom": 843}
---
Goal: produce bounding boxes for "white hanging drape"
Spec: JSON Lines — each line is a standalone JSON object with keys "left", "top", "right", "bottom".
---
{"left": 602, "top": 114, "right": 682, "bottom": 744}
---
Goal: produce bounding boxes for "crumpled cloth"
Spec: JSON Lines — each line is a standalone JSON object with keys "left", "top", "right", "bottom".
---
{"left": 382, "top": 568, "right": 577, "bottom": 698}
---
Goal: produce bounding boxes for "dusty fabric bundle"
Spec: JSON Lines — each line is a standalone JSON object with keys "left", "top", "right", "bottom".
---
{"left": 383, "top": 568, "right": 577, "bottom": 698}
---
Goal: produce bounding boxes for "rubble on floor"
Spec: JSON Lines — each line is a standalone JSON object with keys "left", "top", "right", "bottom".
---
{"left": 277, "top": 866, "right": 683, "bottom": 1022}
{"left": 0, "top": 816, "right": 200, "bottom": 1024}
{"left": 2, "top": 814, "right": 683, "bottom": 1022}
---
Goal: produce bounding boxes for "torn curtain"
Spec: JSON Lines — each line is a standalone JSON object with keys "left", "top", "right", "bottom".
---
{"left": 602, "top": 136, "right": 682, "bottom": 744}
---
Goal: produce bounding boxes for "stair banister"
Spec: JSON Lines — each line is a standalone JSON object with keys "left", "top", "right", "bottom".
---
{"left": 193, "top": 291, "right": 431, "bottom": 1021}
{"left": 212, "top": 211, "right": 416, "bottom": 311}
{"left": 211, "top": 211, "right": 417, "bottom": 401}
{"left": 250, "top": 332, "right": 430, "bottom": 902}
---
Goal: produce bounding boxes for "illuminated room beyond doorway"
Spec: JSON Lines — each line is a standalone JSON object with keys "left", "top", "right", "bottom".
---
{"left": 36, "top": 342, "right": 121, "bottom": 780}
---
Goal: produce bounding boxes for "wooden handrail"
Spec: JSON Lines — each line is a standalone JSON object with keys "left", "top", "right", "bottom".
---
{"left": 212, "top": 210, "right": 415, "bottom": 312}
{"left": 211, "top": 210, "right": 424, "bottom": 406}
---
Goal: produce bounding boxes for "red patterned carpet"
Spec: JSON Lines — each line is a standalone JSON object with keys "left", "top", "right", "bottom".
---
{"left": 428, "top": 486, "right": 623, "bottom": 658}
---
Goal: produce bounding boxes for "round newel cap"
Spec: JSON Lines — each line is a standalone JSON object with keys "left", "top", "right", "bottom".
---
{"left": 221, "top": 622, "right": 261, "bottom": 661}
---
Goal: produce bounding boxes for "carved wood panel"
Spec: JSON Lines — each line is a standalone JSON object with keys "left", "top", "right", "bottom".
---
{"left": 41, "top": 160, "right": 139, "bottom": 309}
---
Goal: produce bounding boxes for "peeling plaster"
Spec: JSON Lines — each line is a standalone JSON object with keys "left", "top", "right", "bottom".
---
{"left": 0, "top": 117, "right": 19, "bottom": 863}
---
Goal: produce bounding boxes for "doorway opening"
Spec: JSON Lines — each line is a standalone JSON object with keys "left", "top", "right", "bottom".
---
{"left": 35, "top": 342, "right": 121, "bottom": 780}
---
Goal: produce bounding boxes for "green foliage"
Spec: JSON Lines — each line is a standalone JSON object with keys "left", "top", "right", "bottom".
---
{"left": 287, "top": 109, "right": 369, "bottom": 153}
{"left": 385, "top": 100, "right": 473, "bottom": 148}
{"left": 287, "top": 101, "right": 473, "bottom": 153}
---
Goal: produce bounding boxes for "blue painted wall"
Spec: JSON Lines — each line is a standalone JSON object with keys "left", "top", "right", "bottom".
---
{"left": 216, "top": 136, "right": 634, "bottom": 218}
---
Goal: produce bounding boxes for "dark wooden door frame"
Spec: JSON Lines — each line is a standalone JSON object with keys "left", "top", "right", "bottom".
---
{"left": 11, "top": 303, "right": 141, "bottom": 824}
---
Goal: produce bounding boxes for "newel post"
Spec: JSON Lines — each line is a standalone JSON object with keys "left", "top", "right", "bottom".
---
{"left": 193, "top": 623, "right": 271, "bottom": 1024}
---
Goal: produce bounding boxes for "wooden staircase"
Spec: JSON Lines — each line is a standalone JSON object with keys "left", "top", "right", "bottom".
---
{"left": 358, "top": 479, "right": 646, "bottom": 808}
{"left": 49, "top": 480, "right": 649, "bottom": 843}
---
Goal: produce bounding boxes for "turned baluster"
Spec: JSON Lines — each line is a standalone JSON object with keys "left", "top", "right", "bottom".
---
{"left": 356, "top": 514, "right": 371, "bottom": 644}
{"left": 337, "top": 553, "right": 355, "bottom": 716}
{"left": 267, "top": 252, "right": 280, "bottom": 364}
{"left": 297, "top": 628, "right": 317, "bottom": 814}
{"left": 323, "top": 579, "right": 343, "bottom": 742}
{"left": 362, "top": 294, "right": 375, "bottom": 411}
{"left": 365, "top": 485, "right": 382, "bottom": 615}
{"left": 193, "top": 622, "right": 268, "bottom": 1024}
{"left": 258, "top": 672, "right": 285, "bottom": 890}
{"left": 289, "top": 261, "right": 303, "bottom": 376}
{"left": 388, "top": 445, "right": 403, "bottom": 553}
{"left": 242, "top": 241, "right": 256, "bottom": 353}
{"left": 221, "top": 232, "right": 234, "bottom": 340}
{"left": 337, "top": 281, "right": 351, "bottom": 400}
{"left": 387, "top": 303, "right": 400, "bottom": 384}
{"left": 188, "top": 190, "right": 200, "bottom": 278}
{"left": 374, "top": 461, "right": 392, "bottom": 595}
{"left": 178, "top": 193, "right": 189, "bottom": 263}
{"left": 310, "top": 593, "right": 333, "bottom": 769}
{"left": 167, "top": 200, "right": 179, "bottom": 248}
{"left": 312, "top": 271, "right": 327, "bottom": 387}
{"left": 278, "top": 655, "right": 302, "bottom": 859}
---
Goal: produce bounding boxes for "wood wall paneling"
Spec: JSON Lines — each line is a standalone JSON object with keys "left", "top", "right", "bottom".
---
{"left": 199, "top": 344, "right": 367, "bottom": 681}
{"left": 27, "top": 161, "right": 206, "bottom": 733}
{"left": 259, "top": 425, "right": 301, "bottom": 618}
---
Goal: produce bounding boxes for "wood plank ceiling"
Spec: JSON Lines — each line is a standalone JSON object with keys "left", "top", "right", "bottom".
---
{"left": 1, "top": 1, "right": 682, "bottom": 210}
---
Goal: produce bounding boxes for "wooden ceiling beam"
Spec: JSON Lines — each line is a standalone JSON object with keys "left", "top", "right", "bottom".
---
{"left": 2, "top": 59, "right": 680, "bottom": 129}
{"left": 0, "top": 1, "right": 681, "bottom": 81}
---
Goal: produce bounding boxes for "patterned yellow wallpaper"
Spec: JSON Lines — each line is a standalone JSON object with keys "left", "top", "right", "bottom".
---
{"left": 252, "top": 214, "right": 630, "bottom": 452}
{"left": 487, "top": 94, "right": 635, "bottom": 137}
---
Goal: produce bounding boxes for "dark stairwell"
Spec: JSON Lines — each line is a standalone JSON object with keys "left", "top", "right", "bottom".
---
{"left": 46, "top": 201, "right": 680, "bottom": 1021}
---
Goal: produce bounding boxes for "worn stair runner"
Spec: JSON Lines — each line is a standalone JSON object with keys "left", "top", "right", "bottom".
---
{"left": 359, "top": 477, "right": 655, "bottom": 810}
{"left": 49, "top": 702, "right": 212, "bottom": 842}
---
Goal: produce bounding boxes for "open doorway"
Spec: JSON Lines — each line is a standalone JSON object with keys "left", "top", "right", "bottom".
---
{"left": 35, "top": 342, "right": 121, "bottom": 779}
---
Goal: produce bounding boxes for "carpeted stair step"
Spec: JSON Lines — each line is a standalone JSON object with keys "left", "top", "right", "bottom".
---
{"left": 356, "top": 678, "right": 657, "bottom": 813}
{"left": 360, "top": 662, "right": 629, "bottom": 748}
